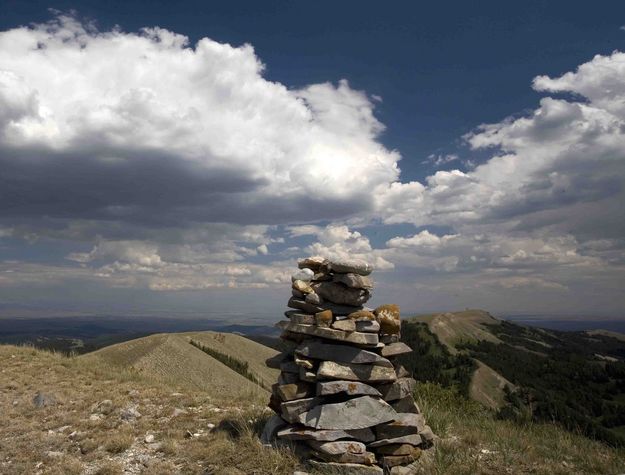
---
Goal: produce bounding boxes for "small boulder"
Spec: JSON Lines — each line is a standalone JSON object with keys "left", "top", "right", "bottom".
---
{"left": 32, "top": 392, "right": 56, "bottom": 408}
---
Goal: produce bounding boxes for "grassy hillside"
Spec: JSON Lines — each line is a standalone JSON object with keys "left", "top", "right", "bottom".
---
{"left": 83, "top": 331, "right": 279, "bottom": 399}
{"left": 2, "top": 343, "right": 624, "bottom": 474}
{"left": 404, "top": 311, "right": 625, "bottom": 447}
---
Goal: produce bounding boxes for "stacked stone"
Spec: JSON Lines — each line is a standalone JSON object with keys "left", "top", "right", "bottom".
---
{"left": 263, "top": 256, "right": 434, "bottom": 474}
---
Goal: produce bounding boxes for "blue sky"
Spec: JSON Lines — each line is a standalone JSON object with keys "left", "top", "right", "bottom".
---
{"left": 0, "top": 2, "right": 624, "bottom": 320}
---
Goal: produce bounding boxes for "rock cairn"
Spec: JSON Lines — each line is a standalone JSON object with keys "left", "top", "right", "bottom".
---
{"left": 263, "top": 256, "right": 434, "bottom": 474}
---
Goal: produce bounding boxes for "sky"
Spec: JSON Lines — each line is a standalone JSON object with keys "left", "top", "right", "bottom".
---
{"left": 0, "top": 1, "right": 624, "bottom": 321}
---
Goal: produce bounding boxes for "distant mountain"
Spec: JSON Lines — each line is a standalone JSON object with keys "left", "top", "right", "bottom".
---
{"left": 401, "top": 310, "right": 625, "bottom": 446}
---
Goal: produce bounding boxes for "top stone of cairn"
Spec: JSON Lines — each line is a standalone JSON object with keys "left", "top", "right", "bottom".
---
{"left": 299, "top": 256, "right": 373, "bottom": 276}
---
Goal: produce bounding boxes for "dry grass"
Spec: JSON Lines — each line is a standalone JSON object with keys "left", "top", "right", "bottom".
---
{"left": 0, "top": 344, "right": 297, "bottom": 474}
{"left": 2, "top": 343, "right": 624, "bottom": 475}
{"left": 413, "top": 382, "right": 625, "bottom": 475}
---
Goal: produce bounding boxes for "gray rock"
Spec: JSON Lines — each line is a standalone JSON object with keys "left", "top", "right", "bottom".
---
{"left": 277, "top": 425, "right": 375, "bottom": 443}
{"left": 260, "top": 414, "right": 287, "bottom": 446}
{"left": 312, "top": 450, "right": 377, "bottom": 464}
{"left": 321, "top": 301, "right": 365, "bottom": 316}
{"left": 380, "top": 342, "right": 413, "bottom": 357}
{"left": 33, "top": 392, "right": 57, "bottom": 408}
{"left": 288, "top": 312, "right": 316, "bottom": 325}
{"left": 120, "top": 406, "right": 142, "bottom": 421}
{"left": 377, "top": 378, "right": 417, "bottom": 401}
{"left": 333, "top": 273, "right": 373, "bottom": 289}
{"left": 278, "top": 372, "right": 299, "bottom": 385}
{"left": 305, "top": 292, "right": 323, "bottom": 305}
{"left": 314, "top": 281, "right": 371, "bottom": 307}
{"left": 331, "top": 319, "right": 356, "bottom": 332}
{"left": 292, "top": 268, "right": 314, "bottom": 282}
{"left": 299, "top": 366, "right": 317, "bottom": 382}
{"left": 294, "top": 354, "right": 314, "bottom": 369}
{"left": 317, "top": 361, "right": 397, "bottom": 383}
{"left": 172, "top": 408, "right": 188, "bottom": 417}
{"left": 390, "top": 465, "right": 420, "bottom": 475}
{"left": 394, "top": 363, "right": 410, "bottom": 378}
{"left": 277, "top": 321, "right": 379, "bottom": 346}
{"left": 381, "top": 334, "right": 400, "bottom": 344}
{"left": 375, "top": 413, "right": 426, "bottom": 439}
{"left": 308, "top": 460, "right": 383, "bottom": 474}
{"left": 390, "top": 396, "right": 421, "bottom": 414}
{"left": 316, "top": 380, "right": 381, "bottom": 398}
{"left": 280, "top": 361, "right": 300, "bottom": 373}
{"left": 297, "top": 396, "right": 397, "bottom": 430}
{"left": 368, "top": 434, "right": 422, "bottom": 448}
{"left": 329, "top": 258, "right": 373, "bottom": 276}
{"left": 288, "top": 297, "right": 322, "bottom": 314}
{"left": 355, "top": 320, "right": 380, "bottom": 333}
{"left": 265, "top": 353, "right": 289, "bottom": 369}
{"left": 298, "top": 256, "right": 328, "bottom": 272}
{"left": 307, "top": 440, "right": 366, "bottom": 455}
{"left": 273, "top": 382, "right": 312, "bottom": 401}
{"left": 281, "top": 397, "right": 322, "bottom": 423}
{"left": 419, "top": 425, "right": 435, "bottom": 444}
{"left": 295, "top": 340, "right": 390, "bottom": 366}
{"left": 144, "top": 434, "right": 155, "bottom": 443}
{"left": 292, "top": 289, "right": 305, "bottom": 299}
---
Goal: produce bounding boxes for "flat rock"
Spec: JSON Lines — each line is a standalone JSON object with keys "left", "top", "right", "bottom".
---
{"left": 296, "top": 340, "right": 391, "bottom": 366}
{"left": 273, "top": 382, "right": 312, "bottom": 401}
{"left": 288, "top": 297, "right": 322, "bottom": 314}
{"left": 277, "top": 425, "right": 375, "bottom": 443}
{"left": 368, "top": 434, "right": 423, "bottom": 448}
{"left": 294, "top": 354, "right": 314, "bottom": 369}
{"left": 322, "top": 302, "right": 365, "bottom": 316}
{"left": 313, "top": 450, "right": 377, "bottom": 465}
{"left": 298, "top": 256, "right": 328, "bottom": 272}
{"left": 287, "top": 312, "right": 315, "bottom": 325}
{"left": 297, "top": 395, "right": 397, "bottom": 430}
{"left": 307, "top": 440, "right": 366, "bottom": 455}
{"left": 260, "top": 415, "right": 287, "bottom": 446}
{"left": 356, "top": 320, "right": 380, "bottom": 333}
{"left": 317, "top": 361, "right": 397, "bottom": 383}
{"left": 265, "top": 353, "right": 289, "bottom": 369}
{"left": 329, "top": 258, "right": 373, "bottom": 276}
{"left": 380, "top": 342, "right": 413, "bottom": 357}
{"left": 280, "top": 361, "right": 299, "bottom": 373}
{"left": 390, "top": 396, "right": 421, "bottom": 414}
{"left": 308, "top": 461, "right": 383, "bottom": 475}
{"left": 278, "top": 372, "right": 299, "bottom": 385}
{"left": 376, "top": 444, "right": 421, "bottom": 456}
{"left": 281, "top": 397, "right": 322, "bottom": 423}
{"left": 419, "top": 425, "right": 435, "bottom": 444}
{"left": 33, "top": 392, "right": 57, "bottom": 408}
{"left": 333, "top": 273, "right": 373, "bottom": 289}
{"left": 277, "top": 321, "right": 379, "bottom": 347}
{"left": 332, "top": 319, "right": 356, "bottom": 332}
{"left": 377, "top": 378, "right": 417, "bottom": 401}
{"left": 317, "top": 380, "right": 381, "bottom": 398}
{"left": 314, "top": 281, "right": 371, "bottom": 306}
{"left": 347, "top": 310, "right": 376, "bottom": 321}
{"left": 292, "top": 289, "right": 305, "bottom": 298}
{"left": 299, "top": 366, "right": 317, "bottom": 382}
{"left": 375, "top": 413, "right": 426, "bottom": 439}
{"left": 381, "top": 334, "right": 400, "bottom": 344}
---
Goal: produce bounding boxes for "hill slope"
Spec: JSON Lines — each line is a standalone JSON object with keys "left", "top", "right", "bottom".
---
{"left": 83, "top": 331, "right": 279, "bottom": 399}
{"left": 405, "top": 311, "right": 625, "bottom": 446}
{"left": 2, "top": 343, "right": 624, "bottom": 474}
